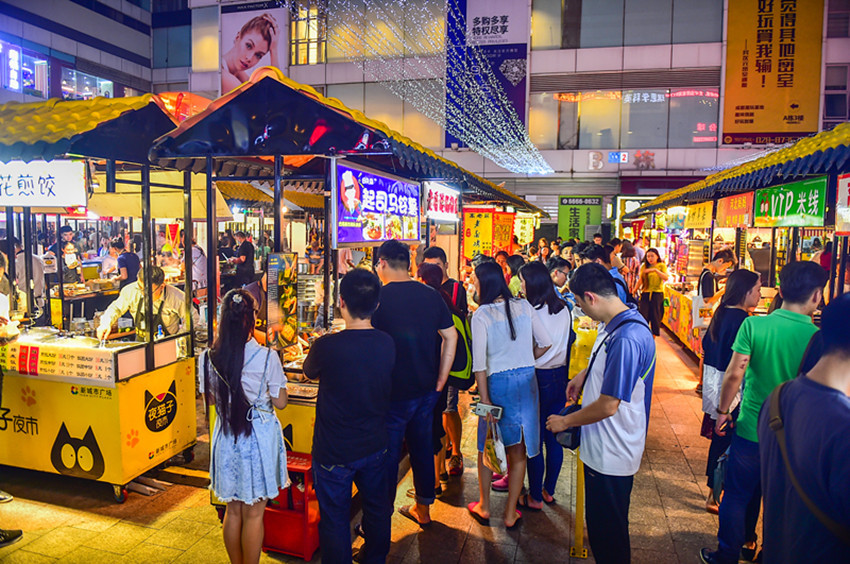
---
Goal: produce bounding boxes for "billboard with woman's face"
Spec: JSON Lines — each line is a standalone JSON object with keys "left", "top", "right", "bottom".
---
{"left": 220, "top": 2, "right": 289, "bottom": 95}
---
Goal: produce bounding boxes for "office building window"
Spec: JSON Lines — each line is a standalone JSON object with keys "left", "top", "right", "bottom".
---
{"left": 827, "top": 0, "right": 850, "bottom": 37}
{"left": 290, "top": 1, "right": 326, "bottom": 65}
{"left": 672, "top": 0, "right": 722, "bottom": 43}
{"left": 153, "top": 25, "right": 191, "bottom": 68}
{"left": 824, "top": 65, "right": 849, "bottom": 130}
{"left": 667, "top": 88, "right": 719, "bottom": 147}
{"left": 0, "top": 40, "right": 49, "bottom": 98}
{"left": 61, "top": 68, "right": 114, "bottom": 100}
{"left": 624, "top": 0, "right": 672, "bottom": 46}
{"left": 577, "top": 91, "right": 622, "bottom": 149}
{"left": 621, "top": 89, "right": 669, "bottom": 147}
{"left": 529, "top": 92, "right": 560, "bottom": 149}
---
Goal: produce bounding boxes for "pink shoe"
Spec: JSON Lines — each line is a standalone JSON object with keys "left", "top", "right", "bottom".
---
{"left": 491, "top": 472, "right": 504, "bottom": 481}
{"left": 491, "top": 476, "right": 509, "bottom": 492}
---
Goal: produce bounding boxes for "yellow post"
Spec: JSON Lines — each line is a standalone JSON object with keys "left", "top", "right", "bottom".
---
{"left": 570, "top": 453, "right": 588, "bottom": 559}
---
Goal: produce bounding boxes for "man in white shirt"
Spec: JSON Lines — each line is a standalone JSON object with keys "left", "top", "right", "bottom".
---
{"left": 10, "top": 238, "right": 45, "bottom": 319}
{"left": 97, "top": 265, "right": 198, "bottom": 341}
{"left": 547, "top": 263, "right": 656, "bottom": 564}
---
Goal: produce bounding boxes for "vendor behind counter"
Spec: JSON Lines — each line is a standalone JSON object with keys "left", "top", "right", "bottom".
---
{"left": 97, "top": 265, "right": 198, "bottom": 340}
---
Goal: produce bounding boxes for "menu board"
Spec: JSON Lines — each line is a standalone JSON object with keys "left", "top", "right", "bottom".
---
{"left": 463, "top": 210, "right": 493, "bottom": 259}
{"left": 267, "top": 253, "right": 298, "bottom": 350}
{"left": 492, "top": 212, "right": 515, "bottom": 255}
{"left": 684, "top": 201, "right": 713, "bottom": 229}
{"left": 334, "top": 163, "right": 421, "bottom": 247}
{"left": 0, "top": 341, "right": 114, "bottom": 382}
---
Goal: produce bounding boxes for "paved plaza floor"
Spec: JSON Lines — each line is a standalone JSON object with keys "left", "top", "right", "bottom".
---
{"left": 0, "top": 330, "right": 722, "bottom": 563}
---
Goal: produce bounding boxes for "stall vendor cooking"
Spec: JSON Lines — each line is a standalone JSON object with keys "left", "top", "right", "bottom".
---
{"left": 96, "top": 265, "right": 198, "bottom": 341}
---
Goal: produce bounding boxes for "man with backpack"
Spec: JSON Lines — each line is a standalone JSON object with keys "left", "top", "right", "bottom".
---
{"left": 546, "top": 263, "right": 656, "bottom": 564}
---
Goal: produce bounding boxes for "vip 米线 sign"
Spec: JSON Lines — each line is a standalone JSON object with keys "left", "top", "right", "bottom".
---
{"left": 753, "top": 176, "right": 826, "bottom": 227}
{"left": 0, "top": 161, "right": 86, "bottom": 207}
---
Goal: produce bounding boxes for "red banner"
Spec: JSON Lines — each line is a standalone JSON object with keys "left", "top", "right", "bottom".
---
{"left": 715, "top": 192, "right": 754, "bottom": 228}
{"left": 492, "top": 212, "right": 515, "bottom": 255}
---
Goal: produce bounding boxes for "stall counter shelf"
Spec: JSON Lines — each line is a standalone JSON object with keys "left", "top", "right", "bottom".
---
{"left": 0, "top": 328, "right": 197, "bottom": 502}
{"left": 662, "top": 284, "right": 704, "bottom": 356}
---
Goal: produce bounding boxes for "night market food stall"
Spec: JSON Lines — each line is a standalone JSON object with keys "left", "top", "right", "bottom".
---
{"left": 0, "top": 95, "right": 202, "bottom": 503}
{"left": 624, "top": 123, "right": 850, "bottom": 355}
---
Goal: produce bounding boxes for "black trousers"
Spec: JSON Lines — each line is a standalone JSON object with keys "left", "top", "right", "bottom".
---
{"left": 639, "top": 291, "right": 664, "bottom": 336}
{"left": 584, "top": 466, "right": 634, "bottom": 564}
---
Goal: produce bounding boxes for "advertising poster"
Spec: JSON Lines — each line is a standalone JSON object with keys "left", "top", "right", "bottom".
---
{"left": 684, "top": 201, "right": 714, "bottom": 229}
{"left": 335, "top": 163, "right": 420, "bottom": 247}
{"left": 557, "top": 196, "right": 602, "bottom": 241}
{"left": 753, "top": 176, "right": 827, "bottom": 227}
{"left": 267, "top": 253, "right": 298, "bottom": 350}
{"left": 716, "top": 192, "right": 755, "bottom": 228}
{"left": 446, "top": 0, "right": 529, "bottom": 147}
{"left": 463, "top": 210, "right": 493, "bottom": 259}
{"left": 836, "top": 173, "right": 850, "bottom": 235}
{"left": 492, "top": 212, "right": 515, "bottom": 255}
{"left": 220, "top": 2, "right": 289, "bottom": 95}
{"left": 722, "top": 0, "right": 823, "bottom": 144}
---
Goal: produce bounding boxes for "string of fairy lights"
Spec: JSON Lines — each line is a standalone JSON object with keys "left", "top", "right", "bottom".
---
{"left": 323, "top": 0, "right": 554, "bottom": 175}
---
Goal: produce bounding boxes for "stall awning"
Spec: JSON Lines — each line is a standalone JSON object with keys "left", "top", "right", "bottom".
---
{"left": 149, "top": 67, "right": 546, "bottom": 217}
{"left": 214, "top": 180, "right": 325, "bottom": 212}
{"left": 0, "top": 95, "right": 177, "bottom": 164}
{"left": 625, "top": 122, "right": 850, "bottom": 219}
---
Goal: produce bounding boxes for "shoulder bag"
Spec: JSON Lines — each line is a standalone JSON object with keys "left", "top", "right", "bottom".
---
{"left": 556, "top": 319, "right": 655, "bottom": 450}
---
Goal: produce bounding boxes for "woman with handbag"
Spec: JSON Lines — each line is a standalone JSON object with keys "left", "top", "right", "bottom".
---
{"left": 518, "top": 261, "right": 572, "bottom": 509}
{"left": 467, "top": 262, "right": 552, "bottom": 528}
{"left": 700, "top": 269, "right": 762, "bottom": 557}
{"left": 200, "top": 289, "right": 289, "bottom": 564}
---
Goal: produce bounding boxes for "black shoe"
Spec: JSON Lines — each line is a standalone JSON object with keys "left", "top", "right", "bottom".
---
{"left": 352, "top": 546, "right": 365, "bottom": 563}
{"left": 353, "top": 522, "right": 365, "bottom": 539}
{"left": 0, "top": 490, "right": 13, "bottom": 504}
{"left": 741, "top": 546, "right": 756, "bottom": 561}
{"left": 0, "top": 529, "right": 22, "bottom": 548}
{"left": 699, "top": 548, "right": 730, "bottom": 564}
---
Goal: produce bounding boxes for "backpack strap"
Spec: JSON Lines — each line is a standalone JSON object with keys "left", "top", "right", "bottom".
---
{"left": 576, "top": 318, "right": 652, "bottom": 397}
{"left": 768, "top": 381, "right": 850, "bottom": 545}
{"left": 452, "top": 281, "right": 459, "bottom": 308}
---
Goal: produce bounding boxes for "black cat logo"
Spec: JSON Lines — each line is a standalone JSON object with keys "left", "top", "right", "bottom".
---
{"left": 50, "top": 423, "right": 105, "bottom": 480}
{"left": 144, "top": 381, "right": 177, "bottom": 433}
{"left": 283, "top": 424, "right": 293, "bottom": 451}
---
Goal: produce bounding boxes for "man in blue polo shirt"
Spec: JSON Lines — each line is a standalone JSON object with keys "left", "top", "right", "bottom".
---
{"left": 547, "top": 263, "right": 656, "bottom": 564}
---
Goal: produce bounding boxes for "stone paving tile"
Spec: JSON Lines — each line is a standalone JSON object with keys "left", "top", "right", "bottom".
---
{"left": 1, "top": 549, "right": 57, "bottom": 563}
{"left": 459, "top": 538, "right": 518, "bottom": 564}
{"left": 81, "top": 521, "right": 156, "bottom": 555}
{"left": 56, "top": 545, "right": 116, "bottom": 564}
{"left": 18, "top": 526, "right": 98, "bottom": 559}
{"left": 0, "top": 527, "right": 46, "bottom": 560}
{"left": 145, "top": 517, "right": 214, "bottom": 550}
{"left": 117, "top": 542, "right": 182, "bottom": 564}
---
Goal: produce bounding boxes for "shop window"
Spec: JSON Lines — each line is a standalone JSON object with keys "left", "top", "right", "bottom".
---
{"left": 824, "top": 65, "right": 849, "bottom": 130}
{"left": 529, "top": 92, "right": 560, "bottom": 149}
{"left": 577, "top": 91, "right": 621, "bottom": 149}
{"left": 531, "top": 0, "right": 564, "bottom": 50}
{"left": 61, "top": 68, "right": 114, "bottom": 100}
{"left": 290, "top": 1, "right": 327, "bottom": 66}
{"left": 667, "top": 88, "right": 719, "bottom": 147}
{"left": 579, "top": 0, "right": 624, "bottom": 48}
{"left": 620, "top": 89, "right": 669, "bottom": 148}
{"left": 0, "top": 40, "right": 49, "bottom": 99}
{"left": 827, "top": 0, "right": 850, "bottom": 38}
{"left": 557, "top": 95, "right": 579, "bottom": 149}
{"left": 672, "top": 0, "right": 722, "bottom": 44}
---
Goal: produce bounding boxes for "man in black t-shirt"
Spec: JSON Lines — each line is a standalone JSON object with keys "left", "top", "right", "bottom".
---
{"left": 304, "top": 269, "right": 395, "bottom": 563}
{"left": 230, "top": 231, "right": 255, "bottom": 287}
{"left": 699, "top": 249, "right": 737, "bottom": 305}
{"left": 372, "top": 240, "right": 457, "bottom": 527}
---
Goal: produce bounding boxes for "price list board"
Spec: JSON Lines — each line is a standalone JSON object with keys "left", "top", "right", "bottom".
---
{"left": 0, "top": 342, "right": 115, "bottom": 383}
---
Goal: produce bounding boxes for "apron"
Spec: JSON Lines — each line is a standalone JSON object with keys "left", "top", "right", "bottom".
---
{"left": 134, "top": 295, "right": 168, "bottom": 341}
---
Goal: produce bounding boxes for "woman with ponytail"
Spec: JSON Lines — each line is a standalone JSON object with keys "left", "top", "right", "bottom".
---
{"left": 467, "top": 261, "right": 552, "bottom": 529}
{"left": 201, "top": 288, "right": 288, "bottom": 564}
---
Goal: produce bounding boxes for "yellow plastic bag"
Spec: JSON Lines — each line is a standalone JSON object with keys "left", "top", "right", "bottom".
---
{"left": 482, "top": 415, "right": 507, "bottom": 475}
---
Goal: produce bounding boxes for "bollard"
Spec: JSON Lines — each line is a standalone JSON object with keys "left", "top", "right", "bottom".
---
{"left": 570, "top": 452, "right": 588, "bottom": 558}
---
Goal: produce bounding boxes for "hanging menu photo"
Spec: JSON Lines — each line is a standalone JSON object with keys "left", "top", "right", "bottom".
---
{"left": 335, "top": 163, "right": 421, "bottom": 247}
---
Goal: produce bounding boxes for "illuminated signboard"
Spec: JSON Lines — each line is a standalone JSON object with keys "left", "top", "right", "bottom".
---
{"left": 424, "top": 182, "right": 460, "bottom": 222}
{"left": 0, "top": 160, "right": 86, "bottom": 207}
{"left": 753, "top": 177, "right": 826, "bottom": 228}
{"left": 333, "top": 162, "right": 420, "bottom": 247}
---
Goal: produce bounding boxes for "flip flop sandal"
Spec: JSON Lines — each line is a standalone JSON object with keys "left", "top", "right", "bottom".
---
{"left": 505, "top": 509, "right": 522, "bottom": 530}
{"left": 517, "top": 494, "right": 543, "bottom": 511}
{"left": 466, "top": 502, "right": 490, "bottom": 525}
{"left": 398, "top": 504, "right": 431, "bottom": 528}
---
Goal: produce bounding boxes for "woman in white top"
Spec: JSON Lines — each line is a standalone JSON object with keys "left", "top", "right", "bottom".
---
{"left": 200, "top": 289, "right": 288, "bottom": 564}
{"left": 467, "top": 261, "right": 552, "bottom": 529}
{"left": 518, "top": 261, "right": 573, "bottom": 509}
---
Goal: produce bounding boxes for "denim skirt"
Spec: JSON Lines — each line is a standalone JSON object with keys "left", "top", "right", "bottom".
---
{"left": 477, "top": 365, "right": 540, "bottom": 458}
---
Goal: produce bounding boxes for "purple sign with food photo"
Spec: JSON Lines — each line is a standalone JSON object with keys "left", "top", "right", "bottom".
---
{"left": 335, "top": 163, "right": 421, "bottom": 247}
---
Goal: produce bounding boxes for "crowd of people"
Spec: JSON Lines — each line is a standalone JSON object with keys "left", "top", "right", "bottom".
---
{"left": 199, "top": 231, "right": 848, "bottom": 564}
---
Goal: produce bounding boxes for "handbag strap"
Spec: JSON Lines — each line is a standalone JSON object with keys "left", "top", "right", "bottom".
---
{"left": 768, "top": 381, "right": 850, "bottom": 545}
{"left": 452, "top": 281, "right": 459, "bottom": 307}
{"left": 576, "top": 318, "right": 655, "bottom": 397}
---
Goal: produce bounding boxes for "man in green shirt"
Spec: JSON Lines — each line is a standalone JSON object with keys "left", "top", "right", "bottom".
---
{"left": 700, "top": 261, "right": 827, "bottom": 564}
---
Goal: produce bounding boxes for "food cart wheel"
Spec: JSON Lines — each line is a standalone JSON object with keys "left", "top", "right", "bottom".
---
{"left": 112, "top": 484, "right": 129, "bottom": 504}
{"left": 182, "top": 447, "right": 195, "bottom": 464}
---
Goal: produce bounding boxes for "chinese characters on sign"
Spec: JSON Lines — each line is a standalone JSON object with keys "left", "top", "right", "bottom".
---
{"left": 684, "top": 202, "right": 714, "bottom": 229}
{"left": 513, "top": 214, "right": 536, "bottom": 246}
{"left": 424, "top": 182, "right": 460, "bottom": 223}
{"left": 463, "top": 211, "right": 493, "bottom": 260}
{"left": 722, "top": 0, "right": 823, "bottom": 144}
{"left": 471, "top": 15, "right": 510, "bottom": 39}
{"left": 335, "top": 164, "right": 421, "bottom": 247}
{"left": 0, "top": 160, "right": 86, "bottom": 207}
{"left": 491, "top": 212, "right": 515, "bottom": 255}
{"left": 557, "top": 197, "right": 602, "bottom": 241}
{"left": 753, "top": 176, "right": 826, "bottom": 227}
{"left": 835, "top": 173, "right": 850, "bottom": 236}
{"left": 716, "top": 193, "right": 755, "bottom": 228}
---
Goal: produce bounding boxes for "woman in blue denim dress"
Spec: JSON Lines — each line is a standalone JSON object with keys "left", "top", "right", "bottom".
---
{"left": 200, "top": 289, "right": 289, "bottom": 564}
{"left": 467, "top": 261, "right": 552, "bottom": 529}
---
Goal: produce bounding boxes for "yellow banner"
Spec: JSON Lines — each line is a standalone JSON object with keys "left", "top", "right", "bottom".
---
{"left": 684, "top": 201, "right": 714, "bottom": 229}
{"left": 463, "top": 211, "right": 493, "bottom": 259}
{"left": 722, "top": 0, "right": 823, "bottom": 145}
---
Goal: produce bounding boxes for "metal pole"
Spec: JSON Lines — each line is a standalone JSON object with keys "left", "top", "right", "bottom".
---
{"left": 768, "top": 227, "right": 778, "bottom": 288}
{"left": 273, "top": 154, "right": 282, "bottom": 253}
{"left": 6, "top": 207, "right": 16, "bottom": 311}
{"left": 838, "top": 236, "right": 848, "bottom": 298}
{"left": 141, "top": 165, "right": 155, "bottom": 369}
{"left": 106, "top": 159, "right": 116, "bottom": 193}
{"left": 828, "top": 234, "right": 839, "bottom": 302}
{"left": 55, "top": 214, "right": 65, "bottom": 330}
{"left": 205, "top": 158, "right": 217, "bottom": 346}
{"left": 22, "top": 208, "right": 34, "bottom": 319}
{"left": 789, "top": 227, "right": 799, "bottom": 263}
{"left": 183, "top": 170, "right": 194, "bottom": 352}
{"left": 323, "top": 158, "right": 334, "bottom": 329}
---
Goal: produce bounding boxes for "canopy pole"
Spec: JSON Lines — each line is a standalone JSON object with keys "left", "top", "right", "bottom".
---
{"left": 829, "top": 233, "right": 839, "bottom": 302}
{"left": 789, "top": 227, "right": 799, "bottom": 263}
{"left": 55, "top": 214, "right": 65, "bottom": 331}
{"left": 183, "top": 170, "right": 194, "bottom": 353}
{"left": 141, "top": 164, "right": 155, "bottom": 370}
{"left": 274, "top": 155, "right": 282, "bottom": 253}
{"left": 22, "top": 208, "right": 34, "bottom": 321}
{"left": 6, "top": 207, "right": 16, "bottom": 311}
{"left": 323, "top": 158, "right": 336, "bottom": 329}
{"left": 106, "top": 159, "right": 116, "bottom": 193}
{"left": 205, "top": 158, "right": 217, "bottom": 346}
{"left": 838, "top": 237, "right": 848, "bottom": 298}
{"left": 768, "top": 227, "right": 778, "bottom": 288}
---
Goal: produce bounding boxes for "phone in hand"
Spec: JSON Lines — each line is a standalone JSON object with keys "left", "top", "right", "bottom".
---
{"left": 471, "top": 402, "right": 503, "bottom": 420}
